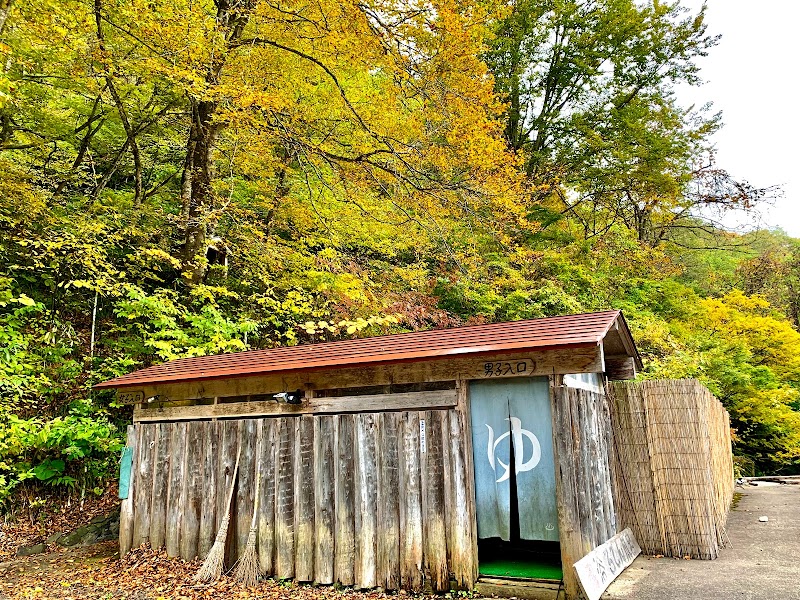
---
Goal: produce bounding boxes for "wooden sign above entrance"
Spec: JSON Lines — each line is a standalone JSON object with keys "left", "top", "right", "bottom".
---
{"left": 117, "top": 390, "right": 145, "bottom": 405}
{"left": 477, "top": 359, "right": 535, "bottom": 379}
{"left": 573, "top": 528, "right": 641, "bottom": 600}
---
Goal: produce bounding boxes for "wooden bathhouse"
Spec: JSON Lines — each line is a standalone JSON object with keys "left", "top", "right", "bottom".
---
{"left": 97, "top": 310, "right": 644, "bottom": 598}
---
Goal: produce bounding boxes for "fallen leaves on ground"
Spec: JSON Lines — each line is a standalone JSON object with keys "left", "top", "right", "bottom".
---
{"left": 0, "top": 486, "right": 120, "bottom": 560}
{"left": 0, "top": 543, "right": 448, "bottom": 600}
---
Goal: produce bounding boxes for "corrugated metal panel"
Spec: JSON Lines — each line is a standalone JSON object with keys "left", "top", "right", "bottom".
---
{"left": 95, "top": 310, "right": 622, "bottom": 389}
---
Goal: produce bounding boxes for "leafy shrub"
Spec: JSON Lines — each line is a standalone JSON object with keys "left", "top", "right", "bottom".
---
{"left": 0, "top": 411, "right": 124, "bottom": 514}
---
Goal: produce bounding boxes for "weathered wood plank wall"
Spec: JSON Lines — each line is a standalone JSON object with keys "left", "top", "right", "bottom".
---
{"left": 551, "top": 386, "right": 617, "bottom": 600}
{"left": 127, "top": 408, "right": 475, "bottom": 592}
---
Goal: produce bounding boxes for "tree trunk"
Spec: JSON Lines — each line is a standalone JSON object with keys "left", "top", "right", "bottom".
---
{"left": 177, "top": 0, "right": 255, "bottom": 286}
{"left": 94, "top": 0, "right": 143, "bottom": 205}
{"left": 181, "top": 99, "right": 220, "bottom": 286}
{"left": 0, "top": 0, "right": 12, "bottom": 36}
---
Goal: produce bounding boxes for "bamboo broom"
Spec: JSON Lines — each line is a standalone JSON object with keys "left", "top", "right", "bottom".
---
{"left": 233, "top": 471, "right": 261, "bottom": 586}
{"left": 234, "top": 420, "right": 264, "bottom": 586}
{"left": 194, "top": 446, "right": 241, "bottom": 583}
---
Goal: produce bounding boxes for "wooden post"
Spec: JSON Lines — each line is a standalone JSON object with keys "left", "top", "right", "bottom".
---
{"left": 258, "top": 418, "right": 278, "bottom": 575}
{"left": 119, "top": 424, "right": 137, "bottom": 556}
{"left": 132, "top": 424, "right": 154, "bottom": 548}
{"left": 235, "top": 419, "right": 258, "bottom": 563}
{"left": 180, "top": 421, "right": 203, "bottom": 559}
{"left": 354, "top": 413, "right": 377, "bottom": 589}
{"left": 334, "top": 414, "right": 356, "bottom": 586}
{"left": 456, "top": 379, "right": 479, "bottom": 587}
{"left": 377, "top": 412, "right": 401, "bottom": 590}
{"left": 399, "top": 411, "right": 423, "bottom": 592}
{"left": 165, "top": 422, "right": 187, "bottom": 557}
{"left": 551, "top": 381, "right": 584, "bottom": 600}
{"left": 218, "top": 420, "right": 241, "bottom": 567}
{"left": 149, "top": 422, "right": 170, "bottom": 551}
{"left": 295, "top": 415, "right": 316, "bottom": 581}
{"left": 198, "top": 421, "right": 218, "bottom": 559}
{"left": 314, "top": 415, "right": 335, "bottom": 584}
{"left": 449, "top": 407, "right": 475, "bottom": 588}
{"left": 422, "top": 410, "right": 449, "bottom": 593}
{"left": 276, "top": 417, "right": 296, "bottom": 579}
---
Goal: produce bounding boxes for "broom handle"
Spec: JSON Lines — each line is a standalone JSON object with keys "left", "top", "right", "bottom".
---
{"left": 249, "top": 472, "right": 261, "bottom": 533}
{"left": 248, "top": 421, "right": 264, "bottom": 533}
{"left": 224, "top": 444, "right": 243, "bottom": 514}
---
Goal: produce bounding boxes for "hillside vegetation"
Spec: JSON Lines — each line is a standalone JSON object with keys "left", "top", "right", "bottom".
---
{"left": 1, "top": 0, "right": 798, "bottom": 514}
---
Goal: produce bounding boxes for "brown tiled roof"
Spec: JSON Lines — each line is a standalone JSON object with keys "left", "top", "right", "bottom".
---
{"left": 95, "top": 310, "right": 633, "bottom": 389}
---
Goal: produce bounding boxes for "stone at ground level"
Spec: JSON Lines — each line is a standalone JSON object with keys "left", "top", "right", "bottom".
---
{"left": 16, "top": 543, "right": 46, "bottom": 557}
{"left": 46, "top": 532, "right": 63, "bottom": 544}
{"left": 56, "top": 506, "right": 121, "bottom": 548}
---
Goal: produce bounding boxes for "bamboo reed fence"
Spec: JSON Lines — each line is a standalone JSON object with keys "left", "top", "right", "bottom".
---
{"left": 606, "top": 379, "right": 734, "bottom": 560}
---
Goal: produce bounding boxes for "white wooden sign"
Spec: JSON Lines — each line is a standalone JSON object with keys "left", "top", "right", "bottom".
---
{"left": 419, "top": 419, "right": 427, "bottom": 454}
{"left": 574, "top": 528, "right": 641, "bottom": 600}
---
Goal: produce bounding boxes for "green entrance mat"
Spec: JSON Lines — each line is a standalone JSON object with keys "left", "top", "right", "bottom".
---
{"left": 479, "top": 556, "right": 563, "bottom": 580}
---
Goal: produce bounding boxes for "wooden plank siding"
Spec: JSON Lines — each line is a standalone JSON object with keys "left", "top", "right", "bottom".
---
{"left": 551, "top": 385, "right": 617, "bottom": 600}
{"left": 122, "top": 405, "right": 477, "bottom": 591}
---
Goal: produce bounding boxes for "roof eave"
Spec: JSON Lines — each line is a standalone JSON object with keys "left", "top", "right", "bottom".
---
{"left": 93, "top": 340, "right": 603, "bottom": 391}
{"left": 615, "top": 311, "right": 643, "bottom": 371}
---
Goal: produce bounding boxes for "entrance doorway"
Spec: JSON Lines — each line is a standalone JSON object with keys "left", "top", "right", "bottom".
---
{"left": 469, "top": 378, "right": 562, "bottom": 580}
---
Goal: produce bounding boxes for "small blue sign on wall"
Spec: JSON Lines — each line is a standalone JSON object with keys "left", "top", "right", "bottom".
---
{"left": 119, "top": 446, "right": 133, "bottom": 499}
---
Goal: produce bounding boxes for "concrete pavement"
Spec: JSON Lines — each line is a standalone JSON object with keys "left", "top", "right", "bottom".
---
{"left": 605, "top": 484, "right": 800, "bottom": 600}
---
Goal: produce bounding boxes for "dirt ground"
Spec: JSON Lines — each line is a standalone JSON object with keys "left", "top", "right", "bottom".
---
{"left": 605, "top": 483, "right": 800, "bottom": 600}
{"left": 0, "top": 541, "right": 429, "bottom": 600}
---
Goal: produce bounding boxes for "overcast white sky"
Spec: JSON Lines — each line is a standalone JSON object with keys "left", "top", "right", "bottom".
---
{"left": 677, "top": 0, "right": 799, "bottom": 236}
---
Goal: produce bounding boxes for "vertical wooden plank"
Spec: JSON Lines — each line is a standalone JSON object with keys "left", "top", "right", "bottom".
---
{"left": 449, "top": 408, "right": 474, "bottom": 588}
{"left": 551, "top": 384, "right": 584, "bottom": 600}
{"left": 599, "top": 393, "right": 618, "bottom": 538}
{"left": 440, "top": 410, "right": 454, "bottom": 574}
{"left": 295, "top": 415, "right": 316, "bottom": 581}
{"left": 276, "top": 417, "right": 296, "bottom": 579}
{"left": 575, "top": 391, "right": 596, "bottom": 553}
{"left": 377, "top": 412, "right": 401, "bottom": 590}
{"left": 119, "top": 424, "right": 137, "bottom": 556}
{"left": 132, "top": 424, "right": 154, "bottom": 548}
{"left": 592, "top": 391, "right": 614, "bottom": 543}
{"left": 334, "top": 414, "right": 356, "bottom": 586}
{"left": 149, "top": 422, "right": 169, "bottom": 551}
{"left": 180, "top": 421, "right": 203, "bottom": 560}
{"left": 422, "top": 410, "right": 449, "bottom": 593}
{"left": 217, "top": 420, "right": 241, "bottom": 567}
{"left": 586, "top": 391, "right": 608, "bottom": 545}
{"left": 355, "top": 413, "right": 378, "bottom": 589}
{"left": 314, "top": 416, "right": 335, "bottom": 584}
{"left": 456, "top": 380, "right": 479, "bottom": 587}
{"left": 199, "top": 421, "right": 218, "bottom": 559}
{"left": 399, "top": 411, "right": 424, "bottom": 592}
{"left": 236, "top": 419, "right": 258, "bottom": 562}
{"left": 258, "top": 418, "right": 278, "bottom": 575}
{"left": 165, "top": 422, "right": 186, "bottom": 557}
